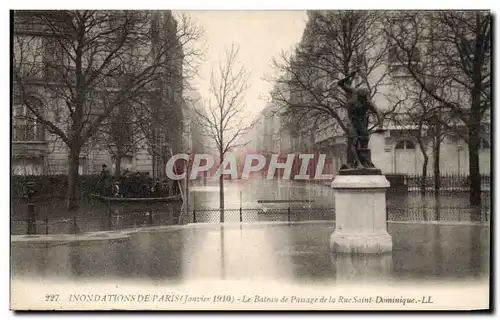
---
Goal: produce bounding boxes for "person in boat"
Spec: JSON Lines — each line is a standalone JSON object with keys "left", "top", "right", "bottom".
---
{"left": 133, "top": 172, "right": 142, "bottom": 198}
{"left": 160, "top": 179, "right": 170, "bottom": 196}
{"left": 138, "top": 172, "right": 148, "bottom": 198}
{"left": 152, "top": 178, "right": 162, "bottom": 197}
{"left": 98, "top": 164, "right": 111, "bottom": 196}
{"left": 112, "top": 179, "right": 121, "bottom": 198}
{"left": 120, "top": 172, "right": 131, "bottom": 198}
{"left": 144, "top": 172, "right": 153, "bottom": 198}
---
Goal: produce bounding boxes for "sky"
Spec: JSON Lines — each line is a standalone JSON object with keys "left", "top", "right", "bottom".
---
{"left": 178, "top": 10, "right": 308, "bottom": 119}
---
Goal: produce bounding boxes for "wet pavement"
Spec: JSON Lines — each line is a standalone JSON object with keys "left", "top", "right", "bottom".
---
{"left": 11, "top": 221, "right": 490, "bottom": 285}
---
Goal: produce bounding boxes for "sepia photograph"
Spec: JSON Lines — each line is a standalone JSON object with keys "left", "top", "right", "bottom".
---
{"left": 9, "top": 6, "right": 491, "bottom": 311}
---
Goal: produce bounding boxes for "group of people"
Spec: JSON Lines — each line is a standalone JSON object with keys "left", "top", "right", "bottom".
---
{"left": 97, "top": 164, "right": 179, "bottom": 198}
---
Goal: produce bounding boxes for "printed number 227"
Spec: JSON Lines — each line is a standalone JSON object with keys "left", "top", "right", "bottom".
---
{"left": 45, "top": 294, "right": 59, "bottom": 302}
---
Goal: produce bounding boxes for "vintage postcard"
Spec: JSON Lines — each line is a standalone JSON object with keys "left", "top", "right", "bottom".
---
{"left": 10, "top": 9, "right": 491, "bottom": 311}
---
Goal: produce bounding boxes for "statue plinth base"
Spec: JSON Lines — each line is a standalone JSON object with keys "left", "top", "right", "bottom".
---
{"left": 339, "top": 148, "right": 382, "bottom": 175}
{"left": 330, "top": 175, "right": 392, "bottom": 254}
{"left": 338, "top": 167, "right": 382, "bottom": 175}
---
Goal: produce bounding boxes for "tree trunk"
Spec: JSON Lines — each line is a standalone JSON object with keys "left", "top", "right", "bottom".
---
{"left": 219, "top": 174, "right": 225, "bottom": 222}
{"left": 468, "top": 121, "right": 481, "bottom": 206}
{"left": 114, "top": 153, "right": 122, "bottom": 180}
{"left": 416, "top": 128, "right": 428, "bottom": 195}
{"left": 468, "top": 13, "right": 487, "bottom": 207}
{"left": 219, "top": 151, "right": 225, "bottom": 223}
{"left": 67, "top": 147, "right": 81, "bottom": 211}
{"left": 184, "top": 155, "right": 190, "bottom": 209}
{"left": 433, "top": 134, "right": 441, "bottom": 192}
{"left": 421, "top": 153, "right": 429, "bottom": 195}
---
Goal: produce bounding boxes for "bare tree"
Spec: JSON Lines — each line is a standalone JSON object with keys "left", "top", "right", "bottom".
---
{"left": 97, "top": 100, "right": 144, "bottom": 179}
{"left": 183, "top": 94, "right": 210, "bottom": 154}
{"left": 108, "top": 12, "right": 203, "bottom": 180}
{"left": 13, "top": 10, "right": 202, "bottom": 209}
{"left": 384, "top": 11, "right": 491, "bottom": 205}
{"left": 387, "top": 83, "right": 449, "bottom": 192}
{"left": 271, "top": 11, "right": 395, "bottom": 142}
{"left": 193, "top": 44, "right": 255, "bottom": 222}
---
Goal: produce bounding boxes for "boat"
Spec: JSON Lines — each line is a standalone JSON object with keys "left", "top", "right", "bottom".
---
{"left": 256, "top": 199, "right": 315, "bottom": 213}
{"left": 90, "top": 193, "right": 183, "bottom": 203}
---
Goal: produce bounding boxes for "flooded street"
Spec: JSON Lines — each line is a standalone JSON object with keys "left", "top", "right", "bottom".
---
{"left": 11, "top": 178, "right": 490, "bottom": 235}
{"left": 11, "top": 222, "right": 490, "bottom": 284}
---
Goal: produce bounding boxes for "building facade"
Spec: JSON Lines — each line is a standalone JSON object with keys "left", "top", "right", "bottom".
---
{"left": 262, "top": 11, "right": 491, "bottom": 176}
{"left": 12, "top": 10, "right": 190, "bottom": 178}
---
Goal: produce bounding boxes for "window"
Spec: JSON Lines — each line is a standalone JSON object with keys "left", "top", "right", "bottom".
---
{"left": 388, "top": 45, "right": 421, "bottom": 66}
{"left": 387, "top": 15, "right": 421, "bottom": 75}
{"left": 109, "top": 11, "right": 124, "bottom": 30}
{"left": 388, "top": 46, "right": 409, "bottom": 77}
{"left": 14, "top": 36, "right": 45, "bottom": 79}
{"left": 78, "top": 157, "right": 88, "bottom": 175}
{"left": 13, "top": 105, "right": 45, "bottom": 141}
{"left": 111, "top": 155, "right": 133, "bottom": 174}
{"left": 44, "top": 37, "right": 62, "bottom": 63}
{"left": 480, "top": 138, "right": 490, "bottom": 149}
{"left": 388, "top": 46, "right": 400, "bottom": 64}
{"left": 12, "top": 158, "right": 44, "bottom": 175}
{"left": 395, "top": 140, "right": 415, "bottom": 150}
{"left": 388, "top": 13, "right": 421, "bottom": 43}
{"left": 184, "top": 119, "right": 191, "bottom": 135}
{"left": 43, "top": 36, "right": 68, "bottom": 80}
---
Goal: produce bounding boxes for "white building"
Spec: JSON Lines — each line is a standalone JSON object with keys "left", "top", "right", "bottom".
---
{"left": 279, "top": 11, "right": 491, "bottom": 176}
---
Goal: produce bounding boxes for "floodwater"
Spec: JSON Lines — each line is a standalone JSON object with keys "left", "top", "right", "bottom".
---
{"left": 11, "top": 221, "right": 490, "bottom": 284}
{"left": 11, "top": 179, "right": 490, "bottom": 235}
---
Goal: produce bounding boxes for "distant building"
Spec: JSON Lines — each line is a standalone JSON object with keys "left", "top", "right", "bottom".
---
{"left": 182, "top": 90, "right": 210, "bottom": 155}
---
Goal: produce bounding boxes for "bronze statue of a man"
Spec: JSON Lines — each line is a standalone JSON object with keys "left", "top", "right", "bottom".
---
{"left": 337, "top": 70, "right": 383, "bottom": 170}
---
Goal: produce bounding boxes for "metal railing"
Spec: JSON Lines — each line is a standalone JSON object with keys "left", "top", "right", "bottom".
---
{"left": 11, "top": 177, "right": 491, "bottom": 236}
{"left": 185, "top": 207, "right": 334, "bottom": 225}
{"left": 405, "top": 173, "right": 491, "bottom": 193}
{"left": 11, "top": 200, "right": 490, "bottom": 236}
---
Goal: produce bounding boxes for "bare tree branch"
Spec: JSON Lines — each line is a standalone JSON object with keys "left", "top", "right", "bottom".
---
{"left": 269, "top": 10, "right": 392, "bottom": 141}
{"left": 13, "top": 10, "right": 204, "bottom": 209}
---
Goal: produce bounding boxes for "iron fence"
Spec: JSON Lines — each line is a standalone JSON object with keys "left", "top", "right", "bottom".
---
{"left": 11, "top": 202, "right": 182, "bottom": 236}
{"left": 387, "top": 206, "right": 490, "bottom": 222}
{"left": 11, "top": 173, "right": 491, "bottom": 236}
{"left": 405, "top": 173, "right": 491, "bottom": 193}
{"left": 11, "top": 201, "right": 490, "bottom": 236}
{"left": 180, "top": 207, "right": 335, "bottom": 224}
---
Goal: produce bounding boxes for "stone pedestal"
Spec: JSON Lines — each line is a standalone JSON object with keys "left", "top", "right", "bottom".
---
{"left": 330, "top": 175, "right": 392, "bottom": 254}
{"left": 330, "top": 253, "right": 393, "bottom": 283}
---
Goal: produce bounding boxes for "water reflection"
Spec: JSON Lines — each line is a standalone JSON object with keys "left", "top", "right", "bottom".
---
{"left": 11, "top": 201, "right": 183, "bottom": 235}
{"left": 69, "top": 243, "right": 83, "bottom": 277}
{"left": 331, "top": 253, "right": 393, "bottom": 283}
{"left": 125, "top": 231, "right": 185, "bottom": 281}
{"left": 11, "top": 222, "right": 489, "bottom": 284}
{"left": 220, "top": 226, "right": 225, "bottom": 280}
{"left": 389, "top": 223, "right": 489, "bottom": 281}
{"left": 181, "top": 224, "right": 289, "bottom": 281}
